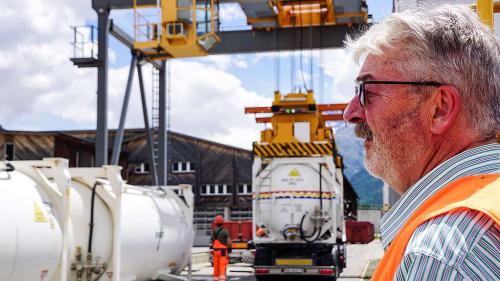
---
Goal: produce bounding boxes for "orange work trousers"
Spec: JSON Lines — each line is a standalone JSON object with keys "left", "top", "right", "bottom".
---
{"left": 212, "top": 245, "right": 228, "bottom": 280}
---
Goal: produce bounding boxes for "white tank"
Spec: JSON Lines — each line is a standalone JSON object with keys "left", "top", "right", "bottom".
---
{"left": 0, "top": 158, "right": 194, "bottom": 281}
{"left": 252, "top": 156, "right": 344, "bottom": 244}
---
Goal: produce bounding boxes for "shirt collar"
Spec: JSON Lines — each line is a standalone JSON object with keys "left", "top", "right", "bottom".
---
{"left": 379, "top": 143, "right": 500, "bottom": 249}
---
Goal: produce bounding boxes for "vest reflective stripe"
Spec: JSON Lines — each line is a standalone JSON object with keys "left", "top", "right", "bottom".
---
{"left": 372, "top": 174, "right": 500, "bottom": 281}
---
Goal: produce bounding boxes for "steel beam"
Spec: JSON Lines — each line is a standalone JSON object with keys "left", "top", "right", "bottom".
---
{"left": 93, "top": 0, "right": 156, "bottom": 10}
{"left": 137, "top": 63, "right": 159, "bottom": 185}
{"left": 211, "top": 25, "right": 362, "bottom": 54}
{"left": 158, "top": 60, "right": 167, "bottom": 186}
{"left": 111, "top": 55, "right": 137, "bottom": 165}
{"left": 109, "top": 20, "right": 163, "bottom": 69}
{"left": 96, "top": 8, "right": 110, "bottom": 166}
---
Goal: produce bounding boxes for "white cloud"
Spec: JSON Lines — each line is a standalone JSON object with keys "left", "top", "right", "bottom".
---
{"left": 319, "top": 49, "right": 360, "bottom": 103}
{"left": 167, "top": 60, "right": 271, "bottom": 148}
{"left": 0, "top": 0, "right": 93, "bottom": 125}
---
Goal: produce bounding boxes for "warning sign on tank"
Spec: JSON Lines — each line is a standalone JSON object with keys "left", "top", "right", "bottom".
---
{"left": 282, "top": 168, "right": 304, "bottom": 186}
{"left": 288, "top": 168, "right": 301, "bottom": 177}
{"left": 34, "top": 202, "right": 48, "bottom": 223}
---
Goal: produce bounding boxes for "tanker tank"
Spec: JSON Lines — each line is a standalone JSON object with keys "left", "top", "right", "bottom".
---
{"left": 0, "top": 158, "right": 193, "bottom": 281}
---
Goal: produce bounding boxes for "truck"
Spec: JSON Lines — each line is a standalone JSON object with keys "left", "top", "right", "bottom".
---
{"left": 245, "top": 90, "right": 347, "bottom": 280}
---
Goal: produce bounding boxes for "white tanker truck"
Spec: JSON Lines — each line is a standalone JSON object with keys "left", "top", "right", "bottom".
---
{"left": 245, "top": 91, "right": 347, "bottom": 280}
{"left": 0, "top": 158, "right": 193, "bottom": 281}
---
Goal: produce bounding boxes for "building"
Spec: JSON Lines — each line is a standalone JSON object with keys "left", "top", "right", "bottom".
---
{"left": 0, "top": 127, "right": 359, "bottom": 245}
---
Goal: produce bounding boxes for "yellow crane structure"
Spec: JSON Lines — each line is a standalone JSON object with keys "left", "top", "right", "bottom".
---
{"left": 472, "top": 0, "right": 500, "bottom": 30}
{"left": 245, "top": 90, "right": 346, "bottom": 167}
{"left": 130, "top": 0, "right": 369, "bottom": 59}
{"left": 132, "top": 0, "right": 220, "bottom": 58}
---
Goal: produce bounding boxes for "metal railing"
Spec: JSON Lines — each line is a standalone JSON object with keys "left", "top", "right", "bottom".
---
{"left": 70, "top": 25, "right": 98, "bottom": 59}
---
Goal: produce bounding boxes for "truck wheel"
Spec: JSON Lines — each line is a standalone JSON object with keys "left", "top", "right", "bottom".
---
{"left": 255, "top": 276, "right": 273, "bottom": 281}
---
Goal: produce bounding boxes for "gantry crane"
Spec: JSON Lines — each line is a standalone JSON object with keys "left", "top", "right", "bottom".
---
{"left": 71, "top": 0, "right": 369, "bottom": 185}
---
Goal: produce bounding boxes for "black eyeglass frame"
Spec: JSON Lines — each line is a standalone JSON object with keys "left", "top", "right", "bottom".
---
{"left": 355, "top": 81, "right": 443, "bottom": 107}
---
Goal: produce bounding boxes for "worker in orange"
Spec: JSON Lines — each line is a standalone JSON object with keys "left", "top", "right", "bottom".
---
{"left": 210, "top": 215, "right": 232, "bottom": 281}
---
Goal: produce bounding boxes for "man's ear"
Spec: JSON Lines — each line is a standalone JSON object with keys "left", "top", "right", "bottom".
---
{"left": 430, "top": 85, "right": 461, "bottom": 135}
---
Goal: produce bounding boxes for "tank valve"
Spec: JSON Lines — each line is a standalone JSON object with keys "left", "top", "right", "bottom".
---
{"left": 282, "top": 225, "right": 300, "bottom": 240}
{"left": 71, "top": 250, "right": 107, "bottom": 281}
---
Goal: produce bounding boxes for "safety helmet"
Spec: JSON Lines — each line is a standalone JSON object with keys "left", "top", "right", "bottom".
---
{"left": 215, "top": 215, "right": 224, "bottom": 225}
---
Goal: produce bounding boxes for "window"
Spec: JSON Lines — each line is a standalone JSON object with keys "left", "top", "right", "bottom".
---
{"left": 201, "top": 184, "right": 232, "bottom": 196}
{"left": 237, "top": 183, "right": 252, "bottom": 195}
{"left": 173, "top": 162, "right": 180, "bottom": 171}
{"left": 4, "top": 143, "right": 14, "bottom": 161}
{"left": 217, "top": 185, "right": 224, "bottom": 194}
{"left": 134, "top": 163, "right": 150, "bottom": 174}
{"left": 202, "top": 185, "right": 209, "bottom": 195}
{"left": 172, "top": 161, "right": 195, "bottom": 173}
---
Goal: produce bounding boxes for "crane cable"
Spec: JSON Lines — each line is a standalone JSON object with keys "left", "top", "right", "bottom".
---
{"left": 290, "top": 5, "right": 296, "bottom": 93}
{"left": 298, "top": 0, "right": 308, "bottom": 92}
{"left": 319, "top": 8, "right": 325, "bottom": 103}
{"left": 274, "top": 27, "right": 280, "bottom": 92}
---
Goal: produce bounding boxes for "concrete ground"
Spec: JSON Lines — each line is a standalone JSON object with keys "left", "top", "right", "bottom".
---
{"left": 181, "top": 239, "right": 383, "bottom": 281}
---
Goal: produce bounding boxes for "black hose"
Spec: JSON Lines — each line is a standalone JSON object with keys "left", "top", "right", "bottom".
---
{"left": 88, "top": 182, "right": 100, "bottom": 254}
{"left": 299, "top": 214, "right": 317, "bottom": 239}
{"left": 1, "top": 162, "right": 15, "bottom": 172}
{"left": 319, "top": 163, "right": 323, "bottom": 211}
{"left": 300, "top": 214, "right": 322, "bottom": 243}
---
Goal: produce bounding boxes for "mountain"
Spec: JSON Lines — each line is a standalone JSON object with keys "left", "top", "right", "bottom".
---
{"left": 332, "top": 122, "right": 383, "bottom": 207}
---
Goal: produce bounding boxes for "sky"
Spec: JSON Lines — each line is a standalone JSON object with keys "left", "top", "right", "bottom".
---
{"left": 0, "top": 0, "right": 392, "bottom": 149}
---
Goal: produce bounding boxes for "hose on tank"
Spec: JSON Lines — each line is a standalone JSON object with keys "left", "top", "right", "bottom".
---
{"left": 299, "top": 214, "right": 316, "bottom": 239}
{"left": 299, "top": 214, "right": 322, "bottom": 243}
{"left": 319, "top": 164, "right": 323, "bottom": 211}
{"left": 1, "top": 162, "right": 15, "bottom": 172}
{"left": 88, "top": 181, "right": 101, "bottom": 254}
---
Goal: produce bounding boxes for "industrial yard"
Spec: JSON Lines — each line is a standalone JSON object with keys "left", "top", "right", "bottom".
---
{"left": 1, "top": 0, "right": 498, "bottom": 281}
{"left": 182, "top": 240, "right": 383, "bottom": 280}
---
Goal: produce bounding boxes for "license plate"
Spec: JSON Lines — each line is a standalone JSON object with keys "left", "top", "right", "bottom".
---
{"left": 284, "top": 268, "right": 304, "bottom": 273}
{"left": 275, "top": 259, "right": 313, "bottom": 266}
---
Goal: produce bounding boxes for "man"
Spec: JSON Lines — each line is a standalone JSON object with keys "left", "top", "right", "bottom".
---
{"left": 343, "top": 4, "right": 499, "bottom": 281}
{"left": 211, "top": 215, "right": 232, "bottom": 281}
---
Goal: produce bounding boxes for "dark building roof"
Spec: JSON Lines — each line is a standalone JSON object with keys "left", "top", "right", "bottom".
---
{"left": 0, "top": 127, "right": 251, "bottom": 153}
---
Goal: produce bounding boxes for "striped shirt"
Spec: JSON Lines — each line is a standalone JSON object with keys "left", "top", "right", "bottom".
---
{"left": 379, "top": 143, "right": 500, "bottom": 280}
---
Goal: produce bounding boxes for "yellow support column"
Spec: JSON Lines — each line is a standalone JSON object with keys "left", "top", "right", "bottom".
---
{"left": 476, "top": 0, "right": 494, "bottom": 30}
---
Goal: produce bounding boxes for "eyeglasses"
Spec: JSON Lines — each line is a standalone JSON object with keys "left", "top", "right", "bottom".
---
{"left": 355, "top": 80, "right": 442, "bottom": 107}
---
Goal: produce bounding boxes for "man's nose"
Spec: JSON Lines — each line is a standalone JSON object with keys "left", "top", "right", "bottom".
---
{"left": 343, "top": 95, "right": 365, "bottom": 124}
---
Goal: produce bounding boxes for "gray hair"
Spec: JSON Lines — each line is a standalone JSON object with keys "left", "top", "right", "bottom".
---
{"left": 345, "top": 4, "right": 500, "bottom": 139}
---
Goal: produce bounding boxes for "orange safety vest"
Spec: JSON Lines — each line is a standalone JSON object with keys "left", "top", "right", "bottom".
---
{"left": 372, "top": 174, "right": 500, "bottom": 281}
